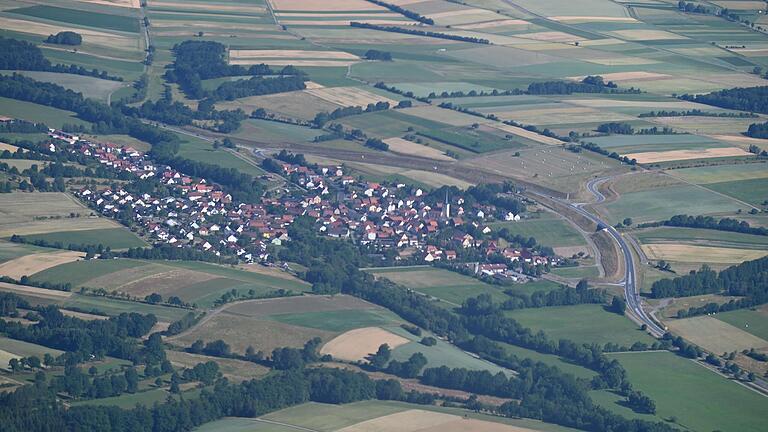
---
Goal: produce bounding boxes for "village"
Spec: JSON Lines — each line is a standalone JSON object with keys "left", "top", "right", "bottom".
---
{"left": 50, "top": 129, "right": 557, "bottom": 280}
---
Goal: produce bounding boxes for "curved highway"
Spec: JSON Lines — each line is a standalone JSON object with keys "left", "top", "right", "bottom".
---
{"left": 533, "top": 177, "right": 666, "bottom": 338}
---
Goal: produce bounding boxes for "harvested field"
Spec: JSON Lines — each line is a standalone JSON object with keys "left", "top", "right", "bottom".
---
{"left": 665, "top": 316, "right": 768, "bottom": 354}
{"left": 568, "top": 72, "right": 671, "bottom": 82}
{"left": 400, "top": 170, "right": 473, "bottom": 189}
{"left": 486, "top": 123, "right": 564, "bottom": 145}
{"left": 0, "top": 17, "right": 138, "bottom": 50}
{"left": 269, "top": 0, "right": 386, "bottom": 11}
{"left": 78, "top": 0, "right": 140, "bottom": 8}
{"left": 611, "top": 29, "right": 687, "bottom": 40}
{"left": 625, "top": 147, "right": 750, "bottom": 163}
{"left": 0, "top": 282, "right": 72, "bottom": 299}
{"left": 305, "top": 87, "right": 398, "bottom": 108}
{"left": 217, "top": 91, "right": 339, "bottom": 121}
{"left": 115, "top": 269, "right": 216, "bottom": 298}
{"left": 229, "top": 50, "right": 359, "bottom": 61}
{"left": 229, "top": 58, "right": 358, "bottom": 66}
{"left": 383, "top": 137, "right": 453, "bottom": 161}
{"left": 0, "top": 251, "right": 83, "bottom": 279}
{"left": 455, "top": 19, "right": 529, "bottom": 30}
{"left": 0, "top": 192, "right": 117, "bottom": 237}
{"left": 549, "top": 16, "right": 638, "bottom": 22}
{"left": 320, "top": 327, "right": 410, "bottom": 361}
{"left": 563, "top": 99, "right": 698, "bottom": 109}
{"left": 0, "top": 143, "right": 20, "bottom": 152}
{"left": 338, "top": 409, "right": 541, "bottom": 432}
{"left": 82, "top": 262, "right": 168, "bottom": 291}
{"left": 641, "top": 244, "right": 768, "bottom": 264}
{"left": 517, "top": 31, "right": 586, "bottom": 42}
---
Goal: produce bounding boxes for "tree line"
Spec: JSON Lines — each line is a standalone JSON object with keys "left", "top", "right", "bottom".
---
{"left": 45, "top": 31, "right": 82, "bottom": 46}
{"left": 680, "top": 86, "right": 768, "bottom": 114}
{"left": 364, "top": 0, "right": 434, "bottom": 24}
{"left": 639, "top": 214, "right": 767, "bottom": 236}
{"left": 746, "top": 121, "right": 768, "bottom": 140}
{"left": 350, "top": 22, "right": 490, "bottom": 44}
{"left": 638, "top": 109, "right": 757, "bottom": 118}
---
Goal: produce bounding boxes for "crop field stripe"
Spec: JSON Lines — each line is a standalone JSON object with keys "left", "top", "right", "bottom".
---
{"left": 7, "top": 5, "right": 140, "bottom": 33}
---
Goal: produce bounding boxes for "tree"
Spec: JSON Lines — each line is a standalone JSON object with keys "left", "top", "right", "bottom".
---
{"left": 611, "top": 296, "right": 627, "bottom": 315}
{"left": 170, "top": 373, "right": 181, "bottom": 394}
{"left": 622, "top": 218, "right": 633, "bottom": 226}
{"left": 125, "top": 368, "right": 139, "bottom": 393}
{"left": 88, "top": 366, "right": 98, "bottom": 376}
{"left": 145, "top": 293, "right": 163, "bottom": 304}
{"left": 189, "top": 339, "right": 205, "bottom": 354}
{"left": 366, "top": 344, "right": 391, "bottom": 369}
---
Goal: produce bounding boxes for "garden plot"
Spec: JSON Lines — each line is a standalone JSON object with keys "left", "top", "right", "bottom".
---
{"left": 305, "top": 87, "right": 398, "bottom": 107}
{"left": 320, "top": 327, "right": 410, "bottom": 362}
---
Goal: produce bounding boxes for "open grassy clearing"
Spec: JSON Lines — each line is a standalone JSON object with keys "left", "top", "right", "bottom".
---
{"left": 505, "top": 304, "right": 656, "bottom": 347}
{"left": 368, "top": 267, "right": 510, "bottom": 305}
{"left": 20, "top": 227, "right": 146, "bottom": 250}
{"left": 670, "top": 162, "right": 768, "bottom": 184}
{"left": 28, "top": 258, "right": 146, "bottom": 288}
{"left": 716, "top": 305, "right": 768, "bottom": 341}
{"left": 70, "top": 388, "right": 173, "bottom": 408}
{"left": 217, "top": 91, "right": 339, "bottom": 122}
{"left": 606, "top": 351, "right": 768, "bottom": 432}
{"left": 601, "top": 184, "right": 748, "bottom": 224}
{"left": 665, "top": 315, "right": 768, "bottom": 354}
{"left": 268, "top": 308, "right": 401, "bottom": 332}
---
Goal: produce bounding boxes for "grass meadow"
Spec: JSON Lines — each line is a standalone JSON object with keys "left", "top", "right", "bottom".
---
{"left": 21, "top": 228, "right": 147, "bottom": 250}
{"left": 605, "top": 351, "right": 768, "bottom": 432}
{"left": 506, "top": 304, "right": 656, "bottom": 347}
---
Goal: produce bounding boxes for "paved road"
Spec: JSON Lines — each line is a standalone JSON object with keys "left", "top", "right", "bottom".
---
{"left": 534, "top": 177, "right": 666, "bottom": 338}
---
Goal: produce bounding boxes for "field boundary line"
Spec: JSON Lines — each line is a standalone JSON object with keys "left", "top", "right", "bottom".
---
{"left": 254, "top": 418, "right": 321, "bottom": 432}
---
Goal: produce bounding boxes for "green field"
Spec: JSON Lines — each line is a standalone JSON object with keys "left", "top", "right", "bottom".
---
{"left": 9, "top": 5, "right": 140, "bottom": 33}
{"left": 550, "top": 265, "right": 600, "bottom": 279}
{"left": 506, "top": 304, "right": 656, "bottom": 347}
{"left": 489, "top": 214, "right": 587, "bottom": 248}
{"left": 368, "top": 267, "right": 510, "bottom": 305}
{"left": 0, "top": 97, "right": 90, "bottom": 129}
{"left": 29, "top": 258, "right": 146, "bottom": 287}
{"left": 705, "top": 178, "right": 768, "bottom": 207}
{"left": 0, "top": 240, "right": 50, "bottom": 264}
{"left": 268, "top": 308, "right": 400, "bottom": 333}
{"left": 671, "top": 162, "right": 768, "bottom": 185}
{"left": 61, "top": 294, "right": 191, "bottom": 322}
{"left": 388, "top": 326, "right": 510, "bottom": 374}
{"left": 605, "top": 351, "right": 768, "bottom": 432}
{"left": 715, "top": 307, "right": 768, "bottom": 341}
{"left": 21, "top": 228, "right": 147, "bottom": 250}
{"left": 602, "top": 184, "right": 748, "bottom": 224}
{"left": 176, "top": 135, "right": 267, "bottom": 177}
{"left": 501, "top": 342, "right": 596, "bottom": 379}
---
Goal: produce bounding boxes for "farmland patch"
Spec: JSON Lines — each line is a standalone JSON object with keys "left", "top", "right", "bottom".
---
{"left": 320, "top": 327, "right": 409, "bottom": 362}
{"left": 640, "top": 243, "right": 768, "bottom": 264}
{"left": 665, "top": 315, "right": 767, "bottom": 354}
